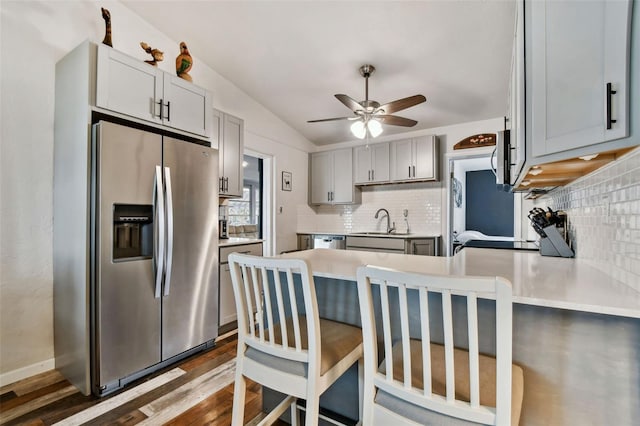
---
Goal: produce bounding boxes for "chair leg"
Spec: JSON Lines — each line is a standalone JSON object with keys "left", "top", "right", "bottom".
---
{"left": 291, "top": 399, "right": 299, "bottom": 426}
{"left": 357, "top": 357, "right": 364, "bottom": 426}
{"left": 231, "top": 369, "right": 247, "bottom": 426}
{"left": 304, "top": 390, "right": 321, "bottom": 426}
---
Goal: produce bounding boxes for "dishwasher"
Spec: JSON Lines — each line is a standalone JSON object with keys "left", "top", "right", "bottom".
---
{"left": 313, "top": 234, "right": 346, "bottom": 249}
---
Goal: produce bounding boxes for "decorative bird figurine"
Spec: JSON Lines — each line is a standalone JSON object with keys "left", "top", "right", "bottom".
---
{"left": 176, "top": 41, "right": 193, "bottom": 82}
{"left": 140, "top": 42, "right": 164, "bottom": 67}
{"left": 101, "top": 7, "right": 112, "bottom": 47}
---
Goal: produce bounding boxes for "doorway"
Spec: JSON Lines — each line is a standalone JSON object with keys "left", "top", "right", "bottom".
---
{"left": 244, "top": 149, "right": 274, "bottom": 256}
{"left": 465, "top": 169, "right": 514, "bottom": 236}
{"left": 446, "top": 152, "right": 520, "bottom": 256}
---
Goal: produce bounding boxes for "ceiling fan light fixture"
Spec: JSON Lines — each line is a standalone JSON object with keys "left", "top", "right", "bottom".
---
{"left": 350, "top": 120, "right": 366, "bottom": 139}
{"left": 367, "top": 119, "right": 383, "bottom": 137}
{"left": 309, "top": 64, "right": 426, "bottom": 138}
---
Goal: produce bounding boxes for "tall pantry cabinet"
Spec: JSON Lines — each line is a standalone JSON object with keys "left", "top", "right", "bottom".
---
{"left": 53, "top": 41, "right": 213, "bottom": 395}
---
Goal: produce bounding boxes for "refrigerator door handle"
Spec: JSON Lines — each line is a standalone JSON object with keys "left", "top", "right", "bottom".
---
{"left": 154, "top": 165, "right": 165, "bottom": 298}
{"left": 163, "top": 166, "right": 174, "bottom": 296}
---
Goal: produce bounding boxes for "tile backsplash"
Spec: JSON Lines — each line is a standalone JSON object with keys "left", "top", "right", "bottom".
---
{"left": 297, "top": 182, "right": 443, "bottom": 235}
{"left": 549, "top": 147, "right": 640, "bottom": 291}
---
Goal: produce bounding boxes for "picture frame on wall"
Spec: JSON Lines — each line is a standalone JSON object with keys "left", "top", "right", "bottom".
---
{"left": 282, "top": 171, "right": 292, "bottom": 191}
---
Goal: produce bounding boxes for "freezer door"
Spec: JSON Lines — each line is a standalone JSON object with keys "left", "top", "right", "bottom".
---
{"left": 94, "top": 121, "right": 162, "bottom": 390}
{"left": 161, "top": 137, "right": 219, "bottom": 360}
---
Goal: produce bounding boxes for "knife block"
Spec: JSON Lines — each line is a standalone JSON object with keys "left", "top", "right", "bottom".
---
{"left": 539, "top": 225, "right": 574, "bottom": 258}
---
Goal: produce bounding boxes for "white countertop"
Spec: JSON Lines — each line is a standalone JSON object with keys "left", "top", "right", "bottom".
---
{"left": 279, "top": 248, "right": 640, "bottom": 319}
{"left": 219, "top": 237, "right": 263, "bottom": 247}
{"left": 297, "top": 231, "right": 441, "bottom": 239}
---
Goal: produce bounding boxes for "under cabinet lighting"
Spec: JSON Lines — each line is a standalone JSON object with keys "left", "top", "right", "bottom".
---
{"left": 528, "top": 168, "right": 543, "bottom": 176}
{"left": 521, "top": 180, "right": 531, "bottom": 186}
{"left": 579, "top": 154, "right": 599, "bottom": 161}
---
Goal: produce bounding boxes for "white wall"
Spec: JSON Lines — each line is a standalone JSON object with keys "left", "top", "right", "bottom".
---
{"left": 0, "top": 0, "right": 314, "bottom": 383}
{"left": 546, "top": 147, "right": 640, "bottom": 291}
{"left": 451, "top": 155, "right": 495, "bottom": 236}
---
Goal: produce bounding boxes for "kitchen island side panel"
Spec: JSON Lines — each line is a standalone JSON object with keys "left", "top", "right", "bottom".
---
{"left": 265, "top": 276, "right": 640, "bottom": 425}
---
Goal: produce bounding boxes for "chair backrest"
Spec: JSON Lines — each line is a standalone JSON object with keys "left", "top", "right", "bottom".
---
{"left": 228, "top": 253, "right": 321, "bottom": 369}
{"left": 356, "top": 265, "right": 513, "bottom": 425}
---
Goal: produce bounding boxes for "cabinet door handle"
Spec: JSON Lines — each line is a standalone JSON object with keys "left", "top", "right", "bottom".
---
{"left": 156, "top": 99, "right": 164, "bottom": 119}
{"left": 219, "top": 177, "right": 223, "bottom": 192}
{"left": 371, "top": 169, "right": 374, "bottom": 181}
{"left": 368, "top": 170, "right": 371, "bottom": 181}
{"left": 328, "top": 191, "right": 331, "bottom": 202}
{"left": 408, "top": 166, "right": 411, "bottom": 178}
{"left": 412, "top": 165, "right": 416, "bottom": 178}
{"left": 606, "top": 82, "right": 617, "bottom": 130}
{"left": 224, "top": 177, "right": 229, "bottom": 192}
{"left": 165, "top": 101, "right": 171, "bottom": 122}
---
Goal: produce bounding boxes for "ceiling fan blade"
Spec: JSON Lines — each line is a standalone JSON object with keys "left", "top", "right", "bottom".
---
{"left": 335, "top": 94, "right": 364, "bottom": 112}
{"left": 307, "top": 116, "right": 357, "bottom": 123}
{"left": 377, "top": 94, "right": 426, "bottom": 114}
{"left": 376, "top": 115, "right": 418, "bottom": 127}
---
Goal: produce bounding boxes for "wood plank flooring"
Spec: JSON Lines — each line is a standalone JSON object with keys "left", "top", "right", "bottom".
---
{"left": 0, "top": 333, "right": 286, "bottom": 426}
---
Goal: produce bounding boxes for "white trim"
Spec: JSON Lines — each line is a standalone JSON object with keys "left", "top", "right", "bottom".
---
{"left": 244, "top": 148, "right": 275, "bottom": 256}
{"left": 0, "top": 358, "right": 55, "bottom": 387}
{"left": 445, "top": 151, "right": 523, "bottom": 256}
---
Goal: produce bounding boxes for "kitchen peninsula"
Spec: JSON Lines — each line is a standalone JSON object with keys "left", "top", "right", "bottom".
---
{"left": 271, "top": 248, "right": 640, "bottom": 425}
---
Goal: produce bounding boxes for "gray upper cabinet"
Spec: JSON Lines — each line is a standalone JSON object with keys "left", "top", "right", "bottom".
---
{"left": 526, "top": 0, "right": 631, "bottom": 158}
{"left": 507, "top": 0, "right": 525, "bottom": 185}
{"left": 354, "top": 142, "right": 390, "bottom": 185}
{"left": 213, "top": 109, "right": 244, "bottom": 198}
{"left": 96, "top": 44, "right": 211, "bottom": 137}
{"left": 390, "top": 135, "right": 439, "bottom": 182}
{"left": 310, "top": 148, "right": 356, "bottom": 205}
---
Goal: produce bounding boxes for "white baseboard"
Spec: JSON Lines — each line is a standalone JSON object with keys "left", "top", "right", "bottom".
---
{"left": 0, "top": 358, "right": 55, "bottom": 387}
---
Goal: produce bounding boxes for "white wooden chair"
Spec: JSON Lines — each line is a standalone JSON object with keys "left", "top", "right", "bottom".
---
{"left": 228, "top": 253, "right": 364, "bottom": 426}
{"left": 356, "top": 265, "right": 524, "bottom": 426}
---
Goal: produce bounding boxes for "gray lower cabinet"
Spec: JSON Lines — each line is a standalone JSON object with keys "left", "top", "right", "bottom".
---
{"left": 219, "top": 242, "right": 263, "bottom": 333}
{"left": 297, "top": 234, "right": 312, "bottom": 251}
{"left": 407, "top": 239, "right": 438, "bottom": 256}
{"left": 346, "top": 236, "right": 440, "bottom": 256}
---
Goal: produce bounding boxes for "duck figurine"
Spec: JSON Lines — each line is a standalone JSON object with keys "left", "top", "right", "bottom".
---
{"left": 101, "top": 7, "right": 112, "bottom": 47}
{"left": 140, "top": 42, "right": 163, "bottom": 67}
{"left": 176, "top": 41, "right": 193, "bottom": 82}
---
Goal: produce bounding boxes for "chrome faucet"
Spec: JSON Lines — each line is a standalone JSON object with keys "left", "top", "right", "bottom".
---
{"left": 374, "top": 208, "right": 396, "bottom": 234}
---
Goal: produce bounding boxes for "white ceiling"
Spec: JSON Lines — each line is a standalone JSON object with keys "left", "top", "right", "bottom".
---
{"left": 121, "top": 1, "right": 516, "bottom": 146}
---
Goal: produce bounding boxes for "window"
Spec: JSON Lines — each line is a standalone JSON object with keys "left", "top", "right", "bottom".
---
{"left": 228, "top": 185, "right": 259, "bottom": 225}
{"left": 226, "top": 155, "right": 263, "bottom": 237}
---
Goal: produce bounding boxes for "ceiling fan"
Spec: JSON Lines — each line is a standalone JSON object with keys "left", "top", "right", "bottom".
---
{"left": 307, "top": 64, "right": 426, "bottom": 139}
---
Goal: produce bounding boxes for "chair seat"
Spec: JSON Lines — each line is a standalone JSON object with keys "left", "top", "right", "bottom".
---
{"left": 246, "top": 316, "right": 363, "bottom": 377}
{"left": 377, "top": 340, "right": 524, "bottom": 426}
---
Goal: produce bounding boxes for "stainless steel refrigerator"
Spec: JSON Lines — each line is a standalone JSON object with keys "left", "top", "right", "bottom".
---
{"left": 91, "top": 121, "right": 218, "bottom": 395}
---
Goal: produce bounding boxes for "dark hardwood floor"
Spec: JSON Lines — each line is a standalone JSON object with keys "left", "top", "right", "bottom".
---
{"left": 0, "top": 333, "right": 286, "bottom": 425}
